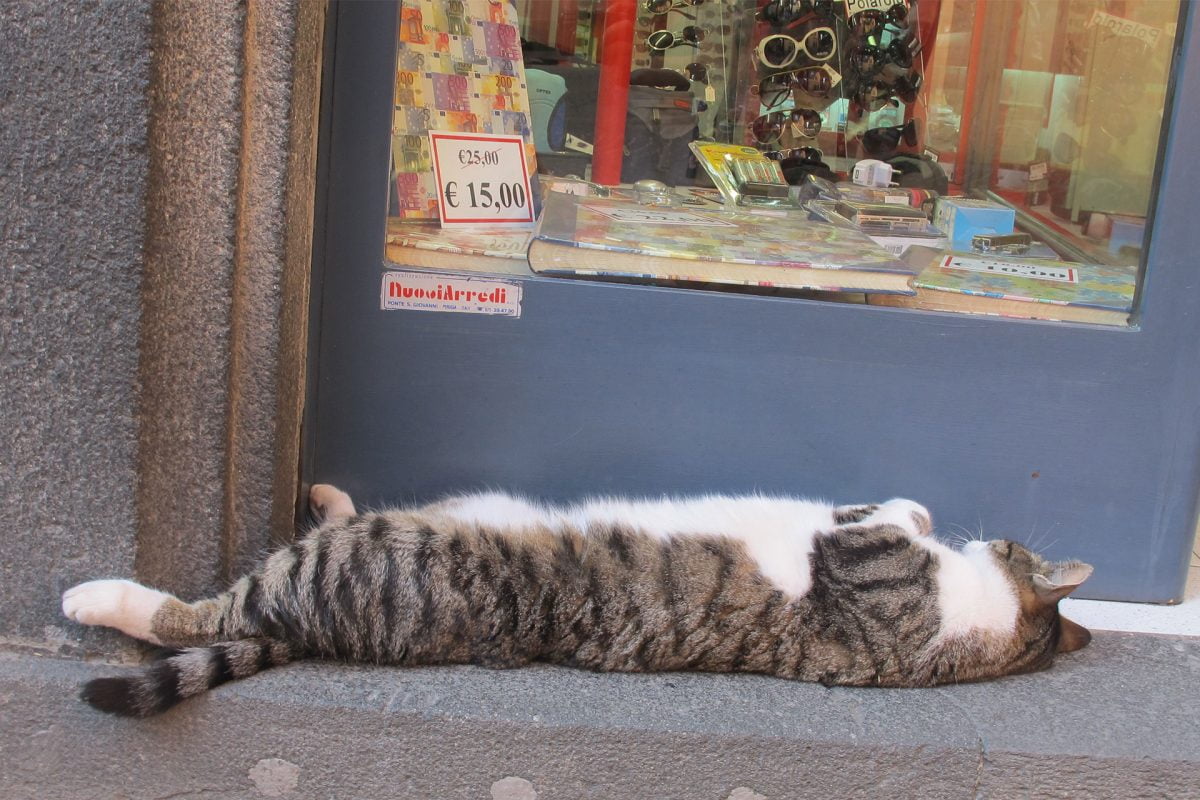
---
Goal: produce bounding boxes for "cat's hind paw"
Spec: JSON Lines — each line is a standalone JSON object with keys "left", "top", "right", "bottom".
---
{"left": 859, "top": 498, "right": 933, "bottom": 537}
{"left": 62, "top": 579, "right": 170, "bottom": 644}
{"left": 309, "top": 484, "right": 356, "bottom": 522}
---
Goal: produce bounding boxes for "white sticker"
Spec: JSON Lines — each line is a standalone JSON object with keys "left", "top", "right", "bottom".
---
{"left": 941, "top": 255, "right": 1077, "bottom": 284}
{"left": 844, "top": 0, "right": 909, "bottom": 18}
{"left": 582, "top": 205, "right": 737, "bottom": 226}
{"left": 429, "top": 131, "right": 535, "bottom": 226}
{"left": 1028, "top": 162, "right": 1048, "bottom": 181}
{"left": 381, "top": 271, "right": 522, "bottom": 317}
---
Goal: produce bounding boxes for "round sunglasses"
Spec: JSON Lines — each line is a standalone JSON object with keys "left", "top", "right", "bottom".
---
{"left": 755, "top": 27, "right": 837, "bottom": 69}
{"left": 647, "top": 25, "right": 707, "bottom": 50}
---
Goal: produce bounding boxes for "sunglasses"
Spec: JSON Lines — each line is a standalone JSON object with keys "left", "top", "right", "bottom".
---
{"left": 644, "top": 0, "right": 704, "bottom": 13}
{"left": 750, "top": 108, "right": 822, "bottom": 144}
{"left": 861, "top": 119, "right": 918, "bottom": 157}
{"left": 755, "top": 27, "right": 837, "bottom": 69}
{"left": 757, "top": 63, "right": 842, "bottom": 108}
{"left": 639, "top": 8, "right": 695, "bottom": 22}
{"left": 759, "top": 0, "right": 838, "bottom": 24}
{"left": 684, "top": 62, "right": 709, "bottom": 83}
{"left": 850, "top": 4, "right": 910, "bottom": 38}
{"left": 848, "top": 86, "right": 900, "bottom": 121}
{"left": 762, "top": 146, "right": 823, "bottom": 164}
{"left": 646, "top": 25, "right": 707, "bottom": 50}
{"left": 892, "top": 70, "right": 922, "bottom": 103}
{"left": 849, "top": 37, "right": 918, "bottom": 80}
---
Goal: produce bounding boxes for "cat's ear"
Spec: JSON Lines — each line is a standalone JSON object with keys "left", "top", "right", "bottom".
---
{"left": 1057, "top": 615, "right": 1092, "bottom": 653}
{"left": 1032, "top": 562, "right": 1093, "bottom": 605}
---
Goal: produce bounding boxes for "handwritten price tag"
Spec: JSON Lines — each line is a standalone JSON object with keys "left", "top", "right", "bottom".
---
{"left": 429, "top": 131, "right": 535, "bottom": 226}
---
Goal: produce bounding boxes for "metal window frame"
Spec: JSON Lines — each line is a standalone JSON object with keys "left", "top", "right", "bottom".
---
{"left": 304, "top": 1, "right": 1200, "bottom": 602}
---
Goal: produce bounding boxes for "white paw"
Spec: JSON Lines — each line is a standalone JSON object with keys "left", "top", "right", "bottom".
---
{"left": 309, "top": 483, "right": 356, "bottom": 521}
{"left": 62, "top": 579, "right": 169, "bottom": 644}
{"left": 861, "top": 498, "right": 933, "bottom": 537}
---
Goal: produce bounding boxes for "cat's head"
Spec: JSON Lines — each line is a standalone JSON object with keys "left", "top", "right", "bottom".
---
{"left": 965, "top": 539, "right": 1094, "bottom": 674}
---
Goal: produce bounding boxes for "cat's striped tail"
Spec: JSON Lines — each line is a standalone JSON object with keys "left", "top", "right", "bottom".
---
{"left": 81, "top": 638, "right": 292, "bottom": 717}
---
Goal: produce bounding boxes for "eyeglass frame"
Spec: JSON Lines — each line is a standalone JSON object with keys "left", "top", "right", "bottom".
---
{"left": 646, "top": 25, "right": 707, "bottom": 51}
{"left": 754, "top": 27, "right": 838, "bottom": 69}
{"left": 756, "top": 63, "right": 843, "bottom": 108}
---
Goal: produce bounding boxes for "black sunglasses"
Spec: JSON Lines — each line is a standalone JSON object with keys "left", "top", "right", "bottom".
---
{"left": 848, "top": 85, "right": 901, "bottom": 121}
{"left": 646, "top": 25, "right": 707, "bottom": 50}
{"left": 861, "top": 119, "right": 918, "bottom": 158}
{"left": 762, "top": 146, "right": 824, "bottom": 164}
{"left": 892, "top": 70, "right": 922, "bottom": 104}
{"left": 850, "top": 4, "right": 910, "bottom": 39}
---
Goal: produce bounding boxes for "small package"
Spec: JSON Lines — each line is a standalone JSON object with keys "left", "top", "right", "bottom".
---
{"left": 688, "top": 141, "right": 794, "bottom": 206}
{"left": 833, "top": 200, "right": 929, "bottom": 232}
{"left": 933, "top": 197, "right": 1016, "bottom": 250}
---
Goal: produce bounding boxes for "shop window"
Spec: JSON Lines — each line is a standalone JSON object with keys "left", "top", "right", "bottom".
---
{"left": 383, "top": 0, "right": 1181, "bottom": 326}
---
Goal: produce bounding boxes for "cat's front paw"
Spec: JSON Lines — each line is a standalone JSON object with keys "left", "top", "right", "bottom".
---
{"left": 860, "top": 498, "right": 933, "bottom": 537}
{"left": 62, "top": 579, "right": 169, "bottom": 644}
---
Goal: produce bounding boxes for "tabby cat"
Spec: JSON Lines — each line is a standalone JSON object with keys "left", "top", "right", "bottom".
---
{"left": 62, "top": 485, "right": 1093, "bottom": 717}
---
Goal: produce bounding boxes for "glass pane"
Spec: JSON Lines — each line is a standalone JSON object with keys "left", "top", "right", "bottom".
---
{"left": 383, "top": 0, "right": 1181, "bottom": 326}
{"left": 927, "top": 0, "right": 1179, "bottom": 271}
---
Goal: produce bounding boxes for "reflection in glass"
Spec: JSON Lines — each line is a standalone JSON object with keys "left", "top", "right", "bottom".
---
{"left": 383, "top": 0, "right": 1181, "bottom": 322}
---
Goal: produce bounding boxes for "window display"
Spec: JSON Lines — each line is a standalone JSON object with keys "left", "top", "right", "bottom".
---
{"left": 384, "top": 0, "right": 1183, "bottom": 327}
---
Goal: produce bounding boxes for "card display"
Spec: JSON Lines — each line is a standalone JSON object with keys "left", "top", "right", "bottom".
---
{"left": 390, "top": 0, "right": 537, "bottom": 221}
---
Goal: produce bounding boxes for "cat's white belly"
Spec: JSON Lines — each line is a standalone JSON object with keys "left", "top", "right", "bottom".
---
{"left": 439, "top": 492, "right": 837, "bottom": 598}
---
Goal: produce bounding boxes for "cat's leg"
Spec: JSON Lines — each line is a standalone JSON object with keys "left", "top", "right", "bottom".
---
{"left": 62, "top": 580, "right": 176, "bottom": 645}
{"left": 832, "top": 504, "right": 880, "bottom": 525}
{"left": 63, "top": 578, "right": 239, "bottom": 647}
{"left": 855, "top": 498, "right": 933, "bottom": 536}
{"left": 309, "top": 483, "right": 356, "bottom": 522}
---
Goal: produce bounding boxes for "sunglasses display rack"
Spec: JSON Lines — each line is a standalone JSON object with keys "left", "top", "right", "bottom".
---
{"left": 632, "top": 0, "right": 755, "bottom": 145}
{"left": 741, "top": 0, "right": 928, "bottom": 188}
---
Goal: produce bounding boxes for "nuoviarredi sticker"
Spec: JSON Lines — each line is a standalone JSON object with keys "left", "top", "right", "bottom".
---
{"left": 381, "top": 271, "right": 522, "bottom": 317}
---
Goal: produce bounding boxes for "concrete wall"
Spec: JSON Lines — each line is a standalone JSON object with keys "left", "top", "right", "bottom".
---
{"left": 1, "top": 0, "right": 151, "bottom": 649}
{"left": 1, "top": 0, "right": 321, "bottom": 647}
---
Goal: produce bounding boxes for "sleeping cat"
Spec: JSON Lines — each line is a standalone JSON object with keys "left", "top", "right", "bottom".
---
{"left": 62, "top": 485, "right": 1093, "bottom": 717}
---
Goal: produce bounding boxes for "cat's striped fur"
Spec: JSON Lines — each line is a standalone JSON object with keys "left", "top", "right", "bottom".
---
{"left": 63, "top": 486, "right": 1093, "bottom": 717}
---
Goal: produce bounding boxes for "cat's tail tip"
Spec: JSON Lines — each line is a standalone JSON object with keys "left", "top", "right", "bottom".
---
{"left": 81, "top": 675, "right": 148, "bottom": 716}
{"left": 81, "top": 638, "right": 292, "bottom": 717}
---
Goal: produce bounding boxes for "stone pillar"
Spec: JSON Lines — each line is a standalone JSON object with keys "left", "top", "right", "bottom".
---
{"left": 0, "top": 0, "right": 323, "bottom": 649}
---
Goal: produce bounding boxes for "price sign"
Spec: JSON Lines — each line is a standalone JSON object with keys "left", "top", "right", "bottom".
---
{"left": 429, "top": 131, "right": 535, "bottom": 226}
